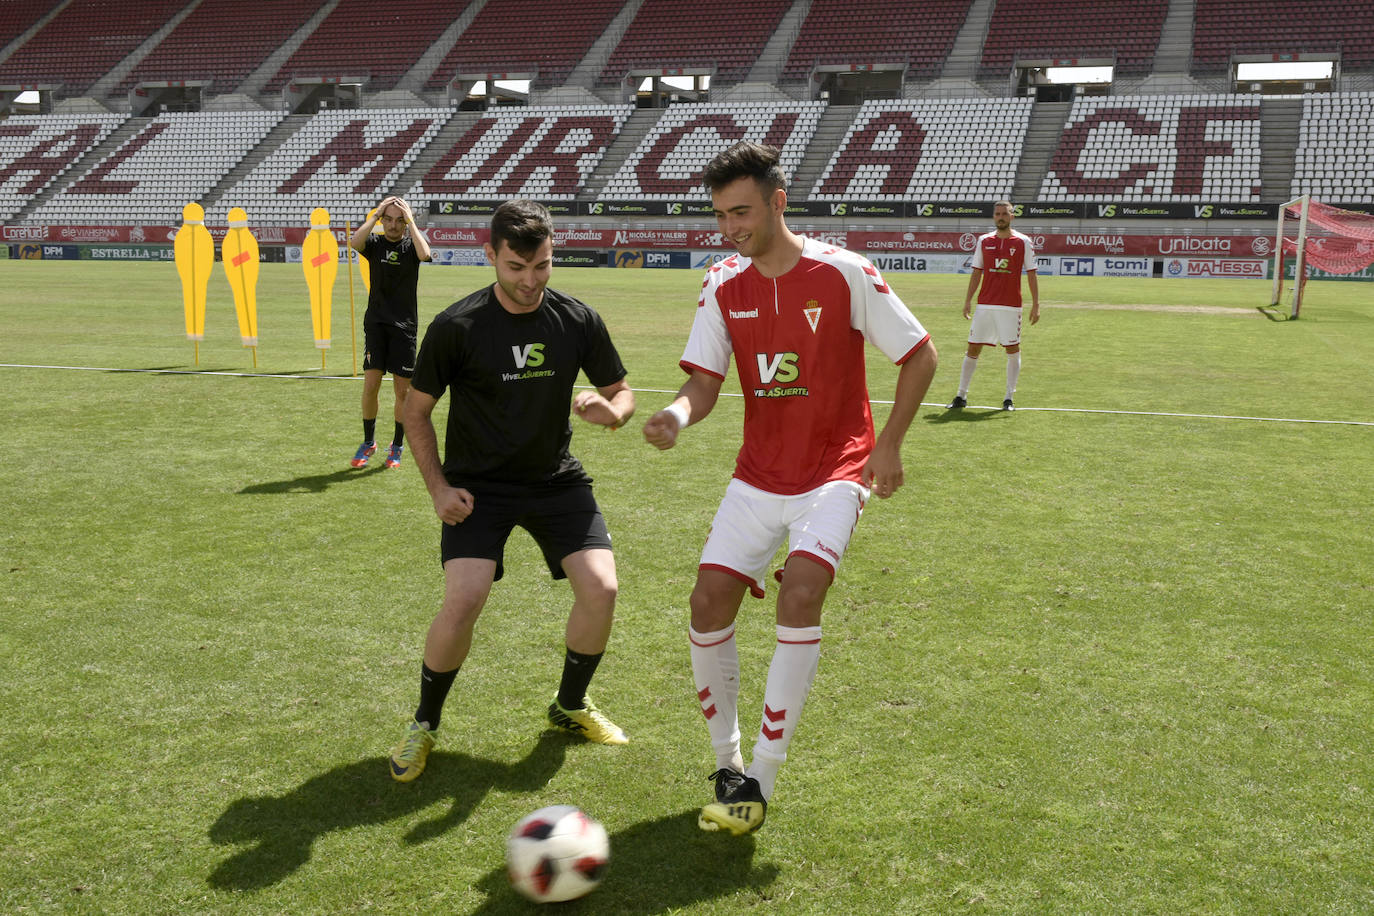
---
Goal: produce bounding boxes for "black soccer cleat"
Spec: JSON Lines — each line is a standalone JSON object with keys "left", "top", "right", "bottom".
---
{"left": 946, "top": 395, "right": 967, "bottom": 410}
{"left": 1002, "top": 398, "right": 1014, "bottom": 411}
{"left": 699, "top": 767, "right": 767, "bottom": 835}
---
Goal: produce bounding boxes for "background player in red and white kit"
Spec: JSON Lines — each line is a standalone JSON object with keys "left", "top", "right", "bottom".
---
{"left": 642, "top": 142, "right": 938, "bottom": 835}
{"left": 947, "top": 200, "right": 1040, "bottom": 411}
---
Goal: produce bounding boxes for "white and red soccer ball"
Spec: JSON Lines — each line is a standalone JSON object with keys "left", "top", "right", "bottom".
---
{"left": 506, "top": 805, "right": 610, "bottom": 903}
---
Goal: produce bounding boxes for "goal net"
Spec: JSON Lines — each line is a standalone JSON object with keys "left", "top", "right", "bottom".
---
{"left": 1271, "top": 195, "right": 1374, "bottom": 318}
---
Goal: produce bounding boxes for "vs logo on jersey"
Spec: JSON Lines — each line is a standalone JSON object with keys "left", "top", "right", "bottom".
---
{"left": 756, "top": 352, "right": 799, "bottom": 384}
{"left": 753, "top": 352, "right": 809, "bottom": 399}
{"left": 512, "top": 343, "right": 545, "bottom": 368}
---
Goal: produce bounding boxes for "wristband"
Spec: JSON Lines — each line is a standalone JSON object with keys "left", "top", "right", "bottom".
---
{"left": 664, "top": 403, "right": 689, "bottom": 430}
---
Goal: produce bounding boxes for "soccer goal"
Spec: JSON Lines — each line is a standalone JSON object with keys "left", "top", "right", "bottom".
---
{"left": 1271, "top": 195, "right": 1374, "bottom": 318}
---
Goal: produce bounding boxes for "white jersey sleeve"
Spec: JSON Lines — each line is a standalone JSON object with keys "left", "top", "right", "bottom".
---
{"left": 680, "top": 256, "right": 742, "bottom": 378}
{"left": 969, "top": 230, "right": 991, "bottom": 270}
{"left": 1018, "top": 230, "right": 1038, "bottom": 271}
{"left": 821, "top": 242, "right": 928, "bottom": 364}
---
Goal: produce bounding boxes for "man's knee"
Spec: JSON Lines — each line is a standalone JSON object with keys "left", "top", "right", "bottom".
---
{"left": 775, "top": 557, "right": 830, "bottom": 627}
{"left": 690, "top": 571, "right": 747, "bottom": 632}
{"left": 564, "top": 549, "right": 619, "bottom": 609}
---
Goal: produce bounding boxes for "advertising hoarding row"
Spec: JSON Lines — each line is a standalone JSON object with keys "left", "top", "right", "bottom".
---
{"left": 7, "top": 224, "right": 1369, "bottom": 283}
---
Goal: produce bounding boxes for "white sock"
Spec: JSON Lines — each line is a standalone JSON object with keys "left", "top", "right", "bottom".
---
{"left": 1006, "top": 352, "right": 1021, "bottom": 400}
{"left": 958, "top": 355, "right": 978, "bottom": 398}
{"left": 747, "top": 624, "right": 822, "bottom": 800}
{"left": 689, "top": 624, "right": 743, "bottom": 773}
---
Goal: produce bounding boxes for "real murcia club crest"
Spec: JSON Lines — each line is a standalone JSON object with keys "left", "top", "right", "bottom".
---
{"left": 803, "top": 299, "right": 821, "bottom": 333}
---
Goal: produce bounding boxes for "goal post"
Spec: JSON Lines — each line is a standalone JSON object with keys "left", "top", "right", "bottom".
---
{"left": 1272, "top": 195, "right": 1310, "bottom": 318}
{"left": 1272, "top": 195, "right": 1374, "bottom": 319}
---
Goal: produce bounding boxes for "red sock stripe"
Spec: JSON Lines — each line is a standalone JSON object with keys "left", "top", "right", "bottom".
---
{"left": 689, "top": 628, "right": 737, "bottom": 648}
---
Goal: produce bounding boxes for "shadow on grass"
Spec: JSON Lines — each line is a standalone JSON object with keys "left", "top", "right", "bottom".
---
{"left": 923, "top": 406, "right": 1011, "bottom": 424}
{"left": 238, "top": 465, "right": 383, "bottom": 494}
{"left": 206, "top": 731, "right": 570, "bottom": 890}
{"left": 467, "top": 809, "right": 780, "bottom": 914}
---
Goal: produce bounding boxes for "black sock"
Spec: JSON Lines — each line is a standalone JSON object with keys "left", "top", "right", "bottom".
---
{"left": 363, "top": 418, "right": 376, "bottom": 443}
{"left": 556, "top": 648, "right": 603, "bottom": 710}
{"left": 414, "top": 662, "right": 459, "bottom": 729}
{"left": 393, "top": 422, "right": 405, "bottom": 448}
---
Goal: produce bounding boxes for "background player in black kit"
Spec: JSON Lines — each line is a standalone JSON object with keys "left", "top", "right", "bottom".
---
{"left": 388, "top": 199, "right": 636, "bottom": 782}
{"left": 348, "top": 195, "right": 432, "bottom": 469}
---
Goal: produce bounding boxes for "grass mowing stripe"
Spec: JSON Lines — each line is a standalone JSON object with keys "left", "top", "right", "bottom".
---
{"left": 6, "top": 363, "right": 1371, "bottom": 426}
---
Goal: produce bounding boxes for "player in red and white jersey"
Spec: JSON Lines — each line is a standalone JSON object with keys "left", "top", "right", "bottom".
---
{"left": 643, "top": 142, "right": 938, "bottom": 836}
{"left": 947, "top": 200, "right": 1040, "bottom": 411}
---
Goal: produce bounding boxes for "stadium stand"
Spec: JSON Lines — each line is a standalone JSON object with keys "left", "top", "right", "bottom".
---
{"left": 262, "top": 0, "right": 468, "bottom": 94}
{"left": 424, "top": 0, "right": 623, "bottom": 92}
{"left": 114, "top": 0, "right": 320, "bottom": 97}
{"left": 979, "top": 0, "right": 1169, "bottom": 81}
{"left": 1039, "top": 95, "right": 1263, "bottom": 202}
{"left": 1192, "top": 0, "right": 1374, "bottom": 74}
{"left": 30, "top": 111, "right": 285, "bottom": 225}
{"left": 0, "top": 114, "right": 126, "bottom": 221}
{"left": 0, "top": 0, "right": 187, "bottom": 94}
{"left": 413, "top": 105, "right": 633, "bottom": 201}
{"left": 781, "top": 0, "right": 973, "bottom": 83}
{"left": 601, "top": 102, "right": 824, "bottom": 199}
{"left": 599, "top": 0, "right": 791, "bottom": 87}
{"left": 0, "top": 0, "right": 58, "bottom": 49}
{"left": 811, "top": 99, "right": 1031, "bottom": 201}
{"left": 210, "top": 108, "right": 452, "bottom": 225}
{"left": 0, "top": 0, "right": 1372, "bottom": 230}
{"left": 1291, "top": 92, "right": 1374, "bottom": 204}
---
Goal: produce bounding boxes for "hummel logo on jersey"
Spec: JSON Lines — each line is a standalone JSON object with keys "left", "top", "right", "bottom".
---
{"left": 861, "top": 263, "right": 891, "bottom": 294}
{"left": 728, "top": 308, "right": 759, "bottom": 319}
{"left": 511, "top": 343, "right": 545, "bottom": 368}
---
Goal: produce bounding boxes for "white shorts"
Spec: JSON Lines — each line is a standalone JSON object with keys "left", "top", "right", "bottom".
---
{"left": 969, "top": 304, "right": 1023, "bottom": 347}
{"left": 699, "top": 478, "right": 869, "bottom": 598}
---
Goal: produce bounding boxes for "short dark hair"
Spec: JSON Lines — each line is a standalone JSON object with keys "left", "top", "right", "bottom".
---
{"left": 490, "top": 199, "right": 554, "bottom": 257}
{"left": 702, "top": 141, "right": 787, "bottom": 195}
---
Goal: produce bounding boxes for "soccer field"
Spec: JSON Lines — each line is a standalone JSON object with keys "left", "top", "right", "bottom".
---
{"left": 2, "top": 259, "right": 1372, "bottom": 914}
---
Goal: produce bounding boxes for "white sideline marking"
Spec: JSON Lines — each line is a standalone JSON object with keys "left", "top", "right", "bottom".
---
{"left": 4, "top": 365, "right": 1373, "bottom": 427}
{"left": 1, "top": 363, "right": 355, "bottom": 380}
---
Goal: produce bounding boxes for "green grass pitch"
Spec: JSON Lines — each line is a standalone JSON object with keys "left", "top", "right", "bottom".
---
{"left": 1, "top": 258, "right": 1372, "bottom": 914}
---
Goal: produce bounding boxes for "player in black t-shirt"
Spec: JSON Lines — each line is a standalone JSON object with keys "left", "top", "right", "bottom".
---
{"left": 388, "top": 200, "right": 636, "bottom": 782}
{"left": 348, "top": 196, "right": 432, "bottom": 470}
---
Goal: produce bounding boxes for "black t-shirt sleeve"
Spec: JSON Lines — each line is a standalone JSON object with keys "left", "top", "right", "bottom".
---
{"left": 411, "top": 313, "right": 460, "bottom": 400}
{"left": 580, "top": 307, "right": 627, "bottom": 389}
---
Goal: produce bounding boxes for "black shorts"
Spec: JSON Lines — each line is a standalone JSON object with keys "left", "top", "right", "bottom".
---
{"left": 439, "top": 483, "right": 612, "bottom": 582}
{"left": 362, "top": 323, "right": 417, "bottom": 378}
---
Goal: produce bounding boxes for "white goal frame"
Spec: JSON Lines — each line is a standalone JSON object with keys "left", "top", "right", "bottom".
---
{"left": 1271, "top": 194, "right": 1310, "bottom": 318}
